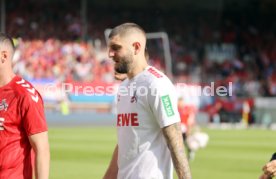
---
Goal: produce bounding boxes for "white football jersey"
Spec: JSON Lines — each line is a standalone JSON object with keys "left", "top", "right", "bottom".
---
{"left": 116, "top": 66, "right": 180, "bottom": 179}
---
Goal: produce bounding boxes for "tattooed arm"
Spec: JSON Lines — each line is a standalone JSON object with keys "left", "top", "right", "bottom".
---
{"left": 162, "top": 122, "right": 191, "bottom": 179}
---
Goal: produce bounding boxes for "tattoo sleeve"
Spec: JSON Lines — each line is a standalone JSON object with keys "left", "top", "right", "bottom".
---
{"left": 162, "top": 122, "right": 192, "bottom": 179}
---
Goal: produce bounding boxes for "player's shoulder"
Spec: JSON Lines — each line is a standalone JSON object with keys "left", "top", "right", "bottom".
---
{"left": 144, "top": 66, "right": 173, "bottom": 86}
{"left": 145, "top": 66, "right": 164, "bottom": 80}
{"left": 13, "top": 76, "right": 42, "bottom": 104}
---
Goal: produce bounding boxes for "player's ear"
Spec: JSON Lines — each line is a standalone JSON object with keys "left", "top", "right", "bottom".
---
{"left": 0, "top": 51, "right": 8, "bottom": 63}
{"left": 132, "top": 42, "right": 141, "bottom": 55}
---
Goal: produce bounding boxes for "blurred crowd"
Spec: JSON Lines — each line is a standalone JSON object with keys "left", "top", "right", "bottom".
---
{"left": 6, "top": 0, "right": 276, "bottom": 98}
{"left": 170, "top": 17, "right": 276, "bottom": 98}
{"left": 12, "top": 39, "right": 114, "bottom": 83}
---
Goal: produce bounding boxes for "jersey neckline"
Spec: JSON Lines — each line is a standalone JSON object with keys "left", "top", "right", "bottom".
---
{"left": 0, "top": 75, "right": 20, "bottom": 90}
{"left": 128, "top": 65, "right": 151, "bottom": 82}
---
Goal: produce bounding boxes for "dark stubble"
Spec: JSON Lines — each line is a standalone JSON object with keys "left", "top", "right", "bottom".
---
{"left": 114, "top": 53, "right": 133, "bottom": 74}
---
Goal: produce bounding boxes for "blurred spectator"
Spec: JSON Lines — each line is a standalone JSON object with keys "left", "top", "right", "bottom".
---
{"left": 178, "top": 97, "right": 196, "bottom": 161}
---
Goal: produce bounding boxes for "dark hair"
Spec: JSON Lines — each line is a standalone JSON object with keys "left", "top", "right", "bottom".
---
{"left": 108, "top": 23, "right": 146, "bottom": 39}
{"left": 270, "top": 153, "right": 276, "bottom": 161}
{"left": 0, "top": 32, "right": 15, "bottom": 51}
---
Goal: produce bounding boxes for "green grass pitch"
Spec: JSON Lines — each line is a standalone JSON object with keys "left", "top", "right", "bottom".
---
{"left": 49, "top": 127, "right": 276, "bottom": 179}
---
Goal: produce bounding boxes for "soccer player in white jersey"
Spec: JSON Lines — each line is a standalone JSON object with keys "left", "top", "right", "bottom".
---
{"left": 103, "top": 23, "right": 191, "bottom": 179}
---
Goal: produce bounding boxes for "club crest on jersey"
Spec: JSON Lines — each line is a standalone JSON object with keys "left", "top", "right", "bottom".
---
{"left": 130, "top": 90, "right": 137, "bottom": 103}
{"left": 0, "top": 99, "right": 8, "bottom": 111}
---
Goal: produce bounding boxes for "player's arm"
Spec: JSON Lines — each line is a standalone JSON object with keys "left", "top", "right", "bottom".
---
{"left": 29, "top": 131, "right": 50, "bottom": 179}
{"left": 162, "top": 122, "right": 191, "bottom": 179}
{"left": 103, "top": 144, "right": 118, "bottom": 179}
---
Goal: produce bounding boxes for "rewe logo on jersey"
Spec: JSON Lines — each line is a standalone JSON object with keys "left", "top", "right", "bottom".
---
{"left": 161, "top": 95, "right": 175, "bottom": 117}
{"left": 0, "top": 99, "right": 8, "bottom": 111}
{"left": 16, "top": 79, "right": 39, "bottom": 103}
{"left": 117, "top": 113, "right": 139, "bottom": 126}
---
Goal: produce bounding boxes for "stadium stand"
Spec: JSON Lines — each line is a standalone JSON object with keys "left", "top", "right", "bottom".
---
{"left": 4, "top": 0, "right": 276, "bottom": 124}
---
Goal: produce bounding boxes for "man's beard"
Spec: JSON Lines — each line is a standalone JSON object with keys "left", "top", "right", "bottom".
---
{"left": 114, "top": 55, "right": 132, "bottom": 74}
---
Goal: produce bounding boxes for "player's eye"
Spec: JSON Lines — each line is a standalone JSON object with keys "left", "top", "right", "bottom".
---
{"left": 110, "top": 45, "right": 121, "bottom": 51}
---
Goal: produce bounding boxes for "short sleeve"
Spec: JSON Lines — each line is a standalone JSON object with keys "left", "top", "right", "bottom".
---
{"left": 21, "top": 92, "right": 48, "bottom": 136}
{"left": 148, "top": 77, "right": 180, "bottom": 128}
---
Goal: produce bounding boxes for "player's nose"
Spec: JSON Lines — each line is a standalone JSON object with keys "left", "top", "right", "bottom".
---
{"left": 108, "top": 49, "right": 115, "bottom": 58}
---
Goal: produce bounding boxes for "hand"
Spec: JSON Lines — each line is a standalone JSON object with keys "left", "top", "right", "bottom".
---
{"left": 0, "top": 117, "right": 5, "bottom": 131}
{"left": 259, "top": 173, "right": 272, "bottom": 179}
{"left": 263, "top": 160, "right": 276, "bottom": 178}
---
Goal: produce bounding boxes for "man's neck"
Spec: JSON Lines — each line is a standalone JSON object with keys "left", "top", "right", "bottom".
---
{"left": 127, "top": 59, "right": 148, "bottom": 79}
{"left": 0, "top": 71, "right": 16, "bottom": 87}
